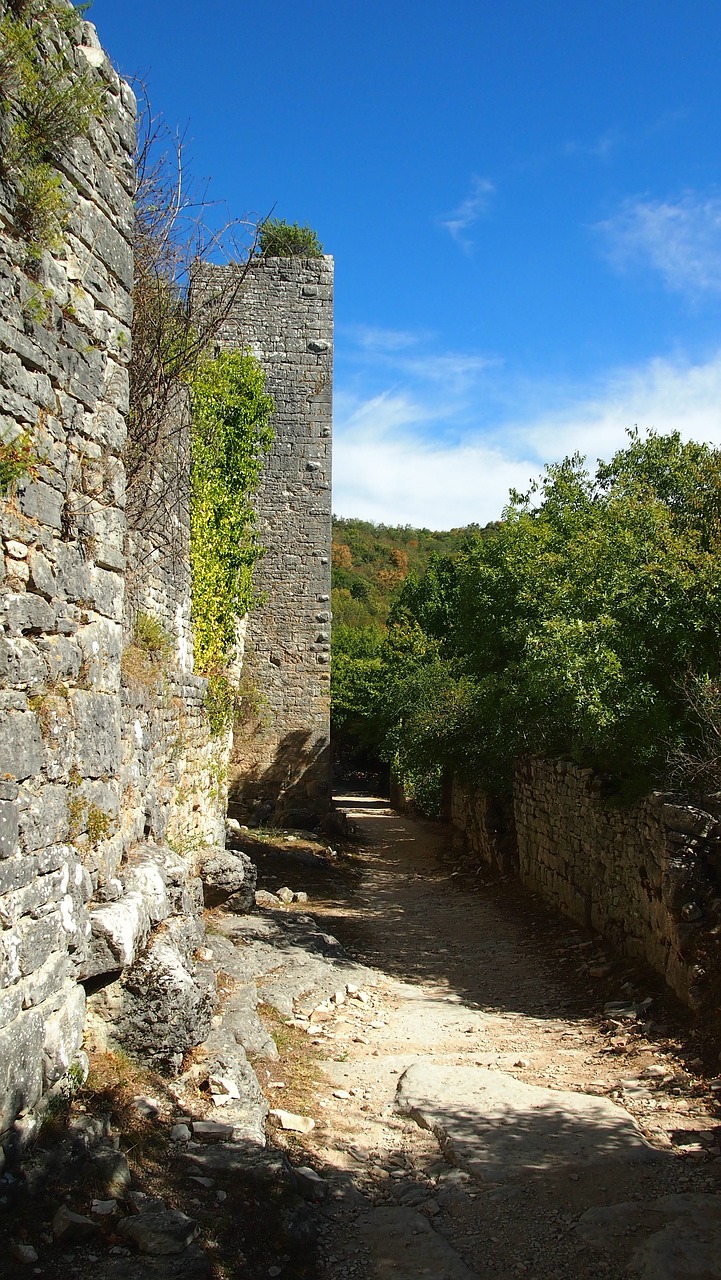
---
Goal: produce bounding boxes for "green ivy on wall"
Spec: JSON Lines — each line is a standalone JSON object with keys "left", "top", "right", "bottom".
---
{"left": 189, "top": 349, "right": 274, "bottom": 732}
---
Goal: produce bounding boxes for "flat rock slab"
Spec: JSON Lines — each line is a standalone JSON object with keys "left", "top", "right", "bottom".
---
{"left": 396, "top": 1060, "right": 657, "bottom": 1181}
{"left": 214, "top": 912, "right": 373, "bottom": 1018}
{"left": 576, "top": 1193, "right": 721, "bottom": 1279}
{"left": 353, "top": 1207, "right": 478, "bottom": 1279}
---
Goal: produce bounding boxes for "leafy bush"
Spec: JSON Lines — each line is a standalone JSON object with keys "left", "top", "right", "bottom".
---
{"left": 258, "top": 218, "right": 323, "bottom": 259}
{"left": 133, "top": 611, "right": 173, "bottom": 659}
{"left": 365, "top": 430, "right": 721, "bottom": 800}
{"left": 121, "top": 611, "right": 173, "bottom": 689}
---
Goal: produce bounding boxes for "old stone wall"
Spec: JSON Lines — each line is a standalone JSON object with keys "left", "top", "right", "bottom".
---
{"left": 0, "top": 13, "right": 136, "bottom": 1136}
{"left": 452, "top": 761, "right": 721, "bottom": 1007}
{"left": 0, "top": 12, "right": 232, "bottom": 1144}
{"left": 197, "top": 257, "right": 333, "bottom": 826}
{"left": 449, "top": 785, "right": 517, "bottom": 877}
{"left": 120, "top": 384, "right": 232, "bottom": 862}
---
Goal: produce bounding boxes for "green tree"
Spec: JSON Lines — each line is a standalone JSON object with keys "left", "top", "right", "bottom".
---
{"left": 372, "top": 431, "right": 721, "bottom": 799}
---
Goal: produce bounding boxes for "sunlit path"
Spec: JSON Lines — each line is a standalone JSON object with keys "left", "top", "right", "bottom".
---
{"left": 289, "top": 796, "right": 721, "bottom": 1279}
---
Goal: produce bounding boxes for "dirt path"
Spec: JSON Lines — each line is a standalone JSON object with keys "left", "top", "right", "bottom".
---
{"left": 273, "top": 796, "right": 721, "bottom": 1279}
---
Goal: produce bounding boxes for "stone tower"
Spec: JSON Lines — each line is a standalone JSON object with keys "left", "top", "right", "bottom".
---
{"left": 200, "top": 255, "right": 333, "bottom": 825}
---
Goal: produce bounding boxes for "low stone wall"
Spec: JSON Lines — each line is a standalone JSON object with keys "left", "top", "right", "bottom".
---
{"left": 452, "top": 760, "right": 721, "bottom": 1008}
{"left": 449, "top": 786, "right": 517, "bottom": 876}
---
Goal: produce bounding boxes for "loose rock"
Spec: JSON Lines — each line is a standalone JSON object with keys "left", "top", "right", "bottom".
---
{"left": 269, "top": 1109, "right": 315, "bottom": 1134}
{"left": 118, "top": 1209, "right": 199, "bottom": 1255}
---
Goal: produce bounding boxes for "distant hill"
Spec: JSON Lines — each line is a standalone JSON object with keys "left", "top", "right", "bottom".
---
{"left": 331, "top": 517, "right": 482, "bottom": 630}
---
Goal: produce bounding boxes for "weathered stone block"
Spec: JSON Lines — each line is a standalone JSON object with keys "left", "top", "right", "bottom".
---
{"left": 19, "top": 785, "right": 68, "bottom": 852}
{"left": 123, "top": 859, "right": 169, "bottom": 923}
{"left": 87, "top": 566, "right": 123, "bottom": 619}
{"left": 83, "top": 892, "right": 150, "bottom": 978}
{"left": 76, "top": 618, "right": 123, "bottom": 688}
{"left": 17, "top": 480, "right": 64, "bottom": 530}
{"left": 20, "top": 914, "right": 62, "bottom": 977}
{"left": 0, "top": 801, "right": 20, "bottom": 859}
{"left": 36, "top": 634, "right": 83, "bottom": 685}
{"left": 68, "top": 199, "right": 133, "bottom": 291}
{"left": 1, "top": 709, "right": 44, "bottom": 781}
{"left": 28, "top": 549, "right": 56, "bottom": 597}
{"left": 2, "top": 592, "right": 56, "bottom": 636}
{"left": 41, "top": 981, "right": 85, "bottom": 1085}
{"left": 200, "top": 847, "right": 257, "bottom": 912}
{"left": 110, "top": 932, "right": 215, "bottom": 1071}
{"left": 0, "top": 1009, "right": 44, "bottom": 1131}
{"left": 0, "top": 984, "right": 22, "bottom": 1029}
{"left": 70, "top": 690, "right": 121, "bottom": 776}
{"left": 0, "top": 636, "right": 49, "bottom": 688}
{"left": 22, "top": 950, "right": 74, "bottom": 1008}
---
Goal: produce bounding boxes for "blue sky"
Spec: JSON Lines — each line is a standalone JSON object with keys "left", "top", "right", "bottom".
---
{"left": 90, "top": 0, "right": 721, "bottom": 527}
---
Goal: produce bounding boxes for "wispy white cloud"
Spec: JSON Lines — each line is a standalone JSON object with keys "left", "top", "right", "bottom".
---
{"left": 339, "top": 324, "right": 496, "bottom": 397}
{"left": 509, "top": 350, "right": 721, "bottom": 463}
{"left": 596, "top": 192, "right": 721, "bottom": 295}
{"left": 564, "top": 131, "right": 618, "bottom": 160}
{"left": 334, "top": 349, "right": 721, "bottom": 528}
{"left": 344, "top": 324, "right": 422, "bottom": 353}
{"left": 399, "top": 351, "right": 496, "bottom": 392}
{"left": 438, "top": 176, "right": 495, "bottom": 251}
{"left": 333, "top": 392, "right": 533, "bottom": 529}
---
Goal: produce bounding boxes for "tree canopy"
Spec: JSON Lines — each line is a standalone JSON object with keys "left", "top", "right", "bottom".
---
{"left": 332, "top": 431, "right": 721, "bottom": 808}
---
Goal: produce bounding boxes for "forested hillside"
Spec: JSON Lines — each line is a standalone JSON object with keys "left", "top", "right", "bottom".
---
{"left": 330, "top": 518, "right": 482, "bottom": 785}
{"left": 331, "top": 517, "right": 478, "bottom": 629}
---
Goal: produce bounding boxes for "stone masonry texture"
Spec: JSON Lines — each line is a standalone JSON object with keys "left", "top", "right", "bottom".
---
{"left": 452, "top": 760, "right": 721, "bottom": 1012}
{"left": 0, "top": 9, "right": 231, "bottom": 1145}
{"left": 197, "top": 257, "right": 333, "bottom": 825}
{"left": 0, "top": 11, "right": 136, "bottom": 1137}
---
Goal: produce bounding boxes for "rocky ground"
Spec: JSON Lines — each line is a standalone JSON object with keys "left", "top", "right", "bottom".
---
{"left": 3, "top": 796, "right": 721, "bottom": 1278}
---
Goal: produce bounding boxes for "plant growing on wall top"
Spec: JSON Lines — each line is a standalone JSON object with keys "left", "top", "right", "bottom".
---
{"left": 257, "top": 217, "right": 324, "bottom": 259}
{"left": 0, "top": 0, "right": 105, "bottom": 262}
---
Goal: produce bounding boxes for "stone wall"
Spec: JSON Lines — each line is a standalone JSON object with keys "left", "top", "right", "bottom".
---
{"left": 0, "top": 13, "right": 136, "bottom": 1136}
{"left": 449, "top": 785, "right": 517, "bottom": 877}
{"left": 198, "top": 256, "right": 333, "bottom": 826}
{"left": 452, "top": 761, "right": 721, "bottom": 1008}
{"left": 0, "top": 12, "right": 231, "bottom": 1144}
{"left": 120, "top": 386, "right": 232, "bottom": 862}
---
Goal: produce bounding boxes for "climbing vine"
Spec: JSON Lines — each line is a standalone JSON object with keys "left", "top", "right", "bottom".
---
{"left": 189, "top": 350, "right": 274, "bottom": 732}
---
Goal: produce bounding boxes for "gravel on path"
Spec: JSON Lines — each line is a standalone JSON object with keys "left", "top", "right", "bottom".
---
{"left": 287, "top": 795, "right": 721, "bottom": 1280}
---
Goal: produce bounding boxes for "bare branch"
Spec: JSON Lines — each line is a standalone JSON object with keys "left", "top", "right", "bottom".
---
{"left": 124, "top": 84, "right": 265, "bottom": 552}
